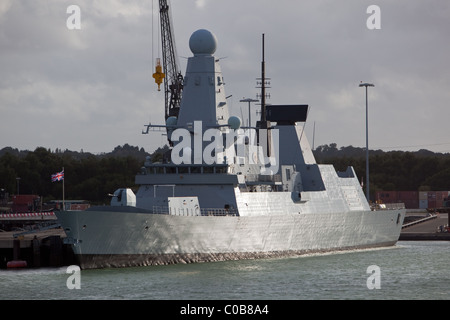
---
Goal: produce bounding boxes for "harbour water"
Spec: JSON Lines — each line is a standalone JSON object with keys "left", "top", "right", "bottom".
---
{"left": 0, "top": 241, "right": 448, "bottom": 302}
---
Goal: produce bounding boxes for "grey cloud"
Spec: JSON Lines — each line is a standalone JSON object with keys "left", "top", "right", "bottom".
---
{"left": 1, "top": 0, "right": 449, "bottom": 153}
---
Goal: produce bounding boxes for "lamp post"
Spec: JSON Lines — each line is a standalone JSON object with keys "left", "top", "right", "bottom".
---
{"left": 359, "top": 82, "right": 374, "bottom": 202}
{"left": 240, "top": 98, "right": 259, "bottom": 127}
{"left": 16, "top": 177, "right": 21, "bottom": 195}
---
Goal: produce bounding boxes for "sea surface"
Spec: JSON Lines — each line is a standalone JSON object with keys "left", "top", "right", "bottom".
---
{"left": 0, "top": 241, "right": 448, "bottom": 302}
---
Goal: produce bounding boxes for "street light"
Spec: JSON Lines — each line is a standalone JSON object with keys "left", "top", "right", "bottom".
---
{"left": 16, "top": 177, "right": 21, "bottom": 195}
{"left": 240, "top": 98, "right": 259, "bottom": 127}
{"left": 359, "top": 82, "right": 374, "bottom": 202}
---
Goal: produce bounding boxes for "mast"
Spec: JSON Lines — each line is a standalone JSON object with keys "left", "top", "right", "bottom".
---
{"left": 260, "top": 34, "right": 267, "bottom": 123}
{"left": 157, "top": 0, "right": 183, "bottom": 119}
{"left": 256, "top": 34, "right": 271, "bottom": 156}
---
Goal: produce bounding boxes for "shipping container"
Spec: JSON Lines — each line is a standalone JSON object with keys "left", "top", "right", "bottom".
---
{"left": 435, "top": 191, "right": 450, "bottom": 207}
{"left": 375, "top": 191, "right": 398, "bottom": 203}
{"left": 70, "top": 203, "right": 90, "bottom": 211}
{"left": 419, "top": 192, "right": 428, "bottom": 200}
{"left": 398, "top": 191, "right": 418, "bottom": 200}
{"left": 437, "top": 191, "right": 447, "bottom": 201}
{"left": 397, "top": 191, "right": 419, "bottom": 209}
{"left": 12, "top": 195, "right": 39, "bottom": 205}
{"left": 11, "top": 195, "right": 40, "bottom": 212}
{"left": 402, "top": 199, "right": 419, "bottom": 209}
{"left": 376, "top": 190, "right": 450, "bottom": 209}
{"left": 427, "top": 192, "right": 436, "bottom": 200}
{"left": 419, "top": 199, "right": 428, "bottom": 209}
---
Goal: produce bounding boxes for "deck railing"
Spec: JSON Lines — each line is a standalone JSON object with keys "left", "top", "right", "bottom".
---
{"left": 152, "top": 206, "right": 238, "bottom": 217}
{"left": 373, "top": 203, "right": 405, "bottom": 211}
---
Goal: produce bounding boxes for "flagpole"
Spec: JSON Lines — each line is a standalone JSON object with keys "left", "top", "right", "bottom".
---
{"left": 62, "top": 167, "right": 65, "bottom": 211}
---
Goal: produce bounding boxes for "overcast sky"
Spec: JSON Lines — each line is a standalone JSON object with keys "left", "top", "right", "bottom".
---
{"left": 1, "top": 0, "right": 449, "bottom": 154}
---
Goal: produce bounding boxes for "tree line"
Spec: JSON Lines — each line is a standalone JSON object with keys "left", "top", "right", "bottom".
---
{"left": 0, "top": 144, "right": 167, "bottom": 205}
{"left": 0, "top": 143, "right": 449, "bottom": 204}
{"left": 314, "top": 143, "right": 450, "bottom": 194}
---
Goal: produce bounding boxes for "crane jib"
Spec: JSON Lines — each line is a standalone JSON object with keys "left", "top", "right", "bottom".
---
{"left": 158, "top": 0, "right": 183, "bottom": 120}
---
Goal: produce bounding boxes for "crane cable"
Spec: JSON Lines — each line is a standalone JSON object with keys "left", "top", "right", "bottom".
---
{"left": 152, "top": 0, "right": 164, "bottom": 91}
{"left": 151, "top": 1, "right": 161, "bottom": 68}
{"left": 152, "top": 0, "right": 154, "bottom": 71}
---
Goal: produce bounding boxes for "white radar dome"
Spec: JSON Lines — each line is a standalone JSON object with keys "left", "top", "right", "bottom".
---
{"left": 189, "top": 29, "right": 218, "bottom": 55}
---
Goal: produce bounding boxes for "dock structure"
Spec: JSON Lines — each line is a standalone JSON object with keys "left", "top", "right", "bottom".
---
{"left": 400, "top": 212, "right": 450, "bottom": 240}
{"left": 0, "top": 213, "right": 76, "bottom": 268}
{"left": 0, "top": 228, "right": 77, "bottom": 269}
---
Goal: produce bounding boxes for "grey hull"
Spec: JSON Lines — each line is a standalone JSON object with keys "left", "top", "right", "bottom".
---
{"left": 57, "top": 207, "right": 404, "bottom": 269}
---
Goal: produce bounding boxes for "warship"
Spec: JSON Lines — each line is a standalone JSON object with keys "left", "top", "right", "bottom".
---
{"left": 56, "top": 6, "right": 405, "bottom": 269}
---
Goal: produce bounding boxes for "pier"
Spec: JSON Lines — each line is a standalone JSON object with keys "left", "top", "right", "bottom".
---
{"left": 0, "top": 228, "right": 76, "bottom": 269}
{"left": 400, "top": 212, "right": 450, "bottom": 241}
{"left": 0, "top": 212, "right": 76, "bottom": 269}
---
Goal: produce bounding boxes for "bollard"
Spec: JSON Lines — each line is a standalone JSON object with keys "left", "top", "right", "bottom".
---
{"left": 7, "top": 238, "right": 27, "bottom": 268}
{"left": 13, "top": 239, "right": 20, "bottom": 261}
{"left": 32, "top": 236, "right": 41, "bottom": 268}
{"left": 48, "top": 236, "right": 62, "bottom": 267}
